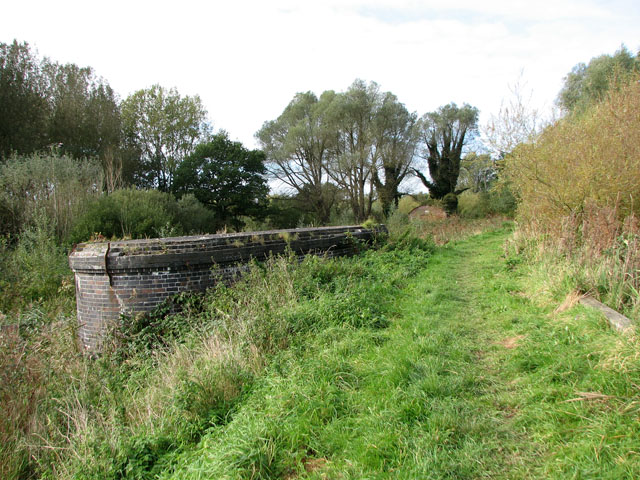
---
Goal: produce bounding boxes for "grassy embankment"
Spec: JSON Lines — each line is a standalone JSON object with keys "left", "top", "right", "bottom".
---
{"left": 157, "top": 226, "right": 640, "bottom": 479}
{"left": 3, "top": 219, "right": 640, "bottom": 478}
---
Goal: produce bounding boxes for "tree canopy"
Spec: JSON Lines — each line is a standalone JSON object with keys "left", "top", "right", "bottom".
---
{"left": 256, "top": 90, "right": 337, "bottom": 223}
{"left": 557, "top": 46, "right": 640, "bottom": 114}
{"left": 258, "top": 80, "right": 420, "bottom": 222}
{"left": 415, "top": 103, "right": 479, "bottom": 199}
{"left": 172, "top": 133, "right": 269, "bottom": 230}
{"left": 0, "top": 40, "right": 121, "bottom": 165}
{"left": 122, "top": 85, "right": 210, "bottom": 191}
{"left": 373, "top": 91, "right": 419, "bottom": 215}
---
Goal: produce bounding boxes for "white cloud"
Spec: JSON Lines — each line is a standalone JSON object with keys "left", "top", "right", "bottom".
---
{"left": 1, "top": 0, "right": 638, "bottom": 150}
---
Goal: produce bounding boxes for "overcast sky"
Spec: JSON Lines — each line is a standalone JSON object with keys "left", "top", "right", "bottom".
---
{"left": 2, "top": 0, "right": 639, "bottom": 150}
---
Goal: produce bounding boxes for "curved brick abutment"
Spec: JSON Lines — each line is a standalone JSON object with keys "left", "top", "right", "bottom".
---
{"left": 69, "top": 225, "right": 385, "bottom": 351}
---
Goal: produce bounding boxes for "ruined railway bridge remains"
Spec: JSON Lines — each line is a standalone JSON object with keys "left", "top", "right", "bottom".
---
{"left": 69, "top": 225, "right": 383, "bottom": 350}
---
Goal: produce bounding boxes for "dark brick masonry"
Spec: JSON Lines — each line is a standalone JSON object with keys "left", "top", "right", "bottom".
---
{"left": 69, "top": 225, "right": 384, "bottom": 351}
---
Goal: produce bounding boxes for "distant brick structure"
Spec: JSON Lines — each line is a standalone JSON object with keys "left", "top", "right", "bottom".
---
{"left": 69, "top": 226, "right": 383, "bottom": 351}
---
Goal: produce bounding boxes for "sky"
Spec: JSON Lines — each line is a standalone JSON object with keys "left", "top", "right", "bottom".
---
{"left": 2, "top": 0, "right": 639, "bottom": 152}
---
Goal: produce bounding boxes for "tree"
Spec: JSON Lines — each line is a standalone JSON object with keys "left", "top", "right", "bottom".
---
{"left": 0, "top": 41, "right": 49, "bottom": 158}
{"left": 122, "top": 85, "right": 210, "bottom": 191}
{"left": 256, "top": 91, "right": 337, "bottom": 223}
{"left": 414, "top": 103, "right": 479, "bottom": 199}
{"left": 43, "top": 61, "right": 122, "bottom": 163}
{"left": 458, "top": 152, "right": 496, "bottom": 193}
{"left": 327, "top": 79, "right": 380, "bottom": 222}
{"left": 557, "top": 46, "right": 640, "bottom": 114}
{"left": 0, "top": 151, "right": 102, "bottom": 240}
{"left": 172, "top": 133, "right": 268, "bottom": 230}
{"left": 372, "top": 92, "right": 419, "bottom": 215}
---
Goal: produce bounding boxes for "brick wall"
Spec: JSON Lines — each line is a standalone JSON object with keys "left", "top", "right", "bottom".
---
{"left": 69, "top": 225, "right": 384, "bottom": 351}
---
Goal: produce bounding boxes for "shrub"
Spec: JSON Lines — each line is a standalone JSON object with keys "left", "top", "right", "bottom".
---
{"left": 175, "top": 194, "right": 217, "bottom": 235}
{"left": 458, "top": 192, "right": 490, "bottom": 219}
{"left": 69, "top": 189, "right": 217, "bottom": 243}
{"left": 0, "top": 152, "right": 102, "bottom": 241}
{"left": 442, "top": 193, "right": 458, "bottom": 216}
{"left": 503, "top": 72, "right": 640, "bottom": 316}
{"left": 504, "top": 72, "right": 640, "bottom": 228}
{"left": 11, "top": 213, "right": 69, "bottom": 302}
{"left": 397, "top": 195, "right": 421, "bottom": 215}
{"left": 458, "top": 187, "right": 516, "bottom": 219}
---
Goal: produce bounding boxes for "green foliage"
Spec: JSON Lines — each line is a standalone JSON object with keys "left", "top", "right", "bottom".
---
{"left": 263, "top": 195, "right": 308, "bottom": 229}
{"left": 372, "top": 92, "right": 420, "bottom": 216}
{"left": 172, "top": 133, "right": 268, "bottom": 230}
{"left": 174, "top": 194, "right": 217, "bottom": 235}
{"left": 442, "top": 192, "right": 458, "bottom": 216}
{"left": 558, "top": 45, "right": 640, "bottom": 114}
{"left": 0, "top": 40, "right": 49, "bottom": 158}
{"left": 458, "top": 152, "right": 496, "bottom": 192}
{"left": 70, "top": 189, "right": 173, "bottom": 241}
{"left": 458, "top": 191, "right": 490, "bottom": 218}
{"left": 257, "top": 90, "right": 339, "bottom": 224}
{"left": 0, "top": 213, "right": 72, "bottom": 312}
{"left": 0, "top": 40, "right": 122, "bottom": 168}
{"left": 107, "top": 293, "right": 207, "bottom": 363}
{"left": 397, "top": 195, "right": 421, "bottom": 215}
{"left": 43, "top": 60, "right": 122, "bottom": 162}
{"left": 458, "top": 186, "right": 516, "bottom": 219}
{"left": 415, "top": 102, "right": 479, "bottom": 199}
{"left": 506, "top": 72, "right": 640, "bottom": 318}
{"left": 69, "top": 188, "right": 215, "bottom": 243}
{"left": 121, "top": 84, "right": 211, "bottom": 191}
{"left": 258, "top": 80, "right": 420, "bottom": 224}
{"left": 327, "top": 79, "right": 384, "bottom": 222}
{"left": 0, "top": 151, "right": 102, "bottom": 240}
{"left": 10, "top": 214, "right": 69, "bottom": 302}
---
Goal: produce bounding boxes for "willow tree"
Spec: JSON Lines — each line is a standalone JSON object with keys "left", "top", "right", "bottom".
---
{"left": 122, "top": 85, "right": 210, "bottom": 191}
{"left": 256, "top": 90, "right": 337, "bottom": 223}
{"left": 414, "top": 102, "right": 478, "bottom": 199}
{"left": 372, "top": 92, "right": 419, "bottom": 215}
{"left": 327, "top": 80, "right": 380, "bottom": 222}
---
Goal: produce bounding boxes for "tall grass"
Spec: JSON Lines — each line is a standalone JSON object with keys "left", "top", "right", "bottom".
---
{"left": 0, "top": 231, "right": 435, "bottom": 479}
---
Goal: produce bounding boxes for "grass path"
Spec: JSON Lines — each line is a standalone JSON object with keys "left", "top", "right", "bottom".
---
{"left": 165, "top": 228, "right": 640, "bottom": 479}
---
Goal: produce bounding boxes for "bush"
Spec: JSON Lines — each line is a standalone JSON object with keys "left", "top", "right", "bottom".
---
{"left": 504, "top": 72, "right": 640, "bottom": 228}
{"left": 0, "top": 212, "right": 71, "bottom": 311}
{"left": 503, "top": 72, "right": 640, "bottom": 316}
{"left": 442, "top": 193, "right": 458, "bottom": 216}
{"left": 175, "top": 194, "right": 217, "bottom": 235}
{"left": 397, "top": 195, "right": 421, "bottom": 215}
{"left": 11, "top": 213, "right": 69, "bottom": 302}
{"left": 458, "top": 187, "right": 516, "bottom": 219}
{"left": 0, "top": 152, "right": 102, "bottom": 241}
{"left": 69, "top": 189, "right": 217, "bottom": 243}
{"left": 458, "top": 192, "right": 490, "bottom": 219}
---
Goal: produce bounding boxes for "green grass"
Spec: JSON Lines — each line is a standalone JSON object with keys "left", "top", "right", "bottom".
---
{"left": 7, "top": 224, "right": 640, "bottom": 479}
{"left": 157, "top": 227, "right": 640, "bottom": 479}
